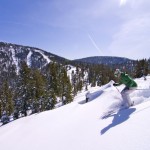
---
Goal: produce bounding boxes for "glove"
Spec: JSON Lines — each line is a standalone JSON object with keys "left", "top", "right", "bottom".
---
{"left": 113, "top": 83, "right": 119, "bottom": 86}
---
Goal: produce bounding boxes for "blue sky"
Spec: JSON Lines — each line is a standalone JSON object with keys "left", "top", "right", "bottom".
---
{"left": 0, "top": 0, "right": 150, "bottom": 60}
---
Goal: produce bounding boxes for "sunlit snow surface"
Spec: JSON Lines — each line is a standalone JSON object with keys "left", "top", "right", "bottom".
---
{"left": 0, "top": 76, "right": 150, "bottom": 150}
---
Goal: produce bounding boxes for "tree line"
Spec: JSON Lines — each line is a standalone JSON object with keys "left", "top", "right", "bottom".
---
{"left": 0, "top": 61, "right": 74, "bottom": 124}
{"left": 0, "top": 58, "right": 149, "bottom": 125}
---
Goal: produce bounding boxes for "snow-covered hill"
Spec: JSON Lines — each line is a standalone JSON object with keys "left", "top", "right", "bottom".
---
{"left": 0, "top": 42, "right": 138, "bottom": 74}
{"left": 0, "top": 42, "right": 68, "bottom": 73}
{"left": 0, "top": 76, "right": 150, "bottom": 150}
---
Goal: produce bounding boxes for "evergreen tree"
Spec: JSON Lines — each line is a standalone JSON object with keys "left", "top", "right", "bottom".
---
{"left": 71, "top": 70, "right": 77, "bottom": 96}
{"left": 60, "top": 67, "right": 73, "bottom": 105}
{"left": 49, "top": 62, "right": 59, "bottom": 96}
{"left": 0, "top": 87, "right": 2, "bottom": 118}
{"left": 32, "top": 69, "right": 46, "bottom": 112}
{"left": 0, "top": 80, "right": 14, "bottom": 117}
{"left": 45, "top": 89, "right": 57, "bottom": 110}
{"left": 135, "top": 59, "right": 149, "bottom": 78}
{"left": 16, "top": 61, "right": 32, "bottom": 116}
{"left": 44, "top": 62, "right": 58, "bottom": 109}
{"left": 0, "top": 100, "right": 2, "bottom": 118}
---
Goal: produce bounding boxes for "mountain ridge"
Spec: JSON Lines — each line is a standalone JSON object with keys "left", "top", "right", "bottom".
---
{"left": 73, "top": 56, "right": 135, "bottom": 65}
{"left": 0, "top": 41, "right": 70, "bottom": 73}
{"left": 0, "top": 41, "right": 136, "bottom": 67}
{"left": 0, "top": 41, "right": 141, "bottom": 75}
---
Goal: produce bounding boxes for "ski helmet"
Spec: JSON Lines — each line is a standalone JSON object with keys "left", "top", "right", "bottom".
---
{"left": 114, "top": 69, "right": 121, "bottom": 77}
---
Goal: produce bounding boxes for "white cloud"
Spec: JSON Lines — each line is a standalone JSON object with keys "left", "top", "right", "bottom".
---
{"left": 120, "top": 0, "right": 127, "bottom": 6}
{"left": 24, "top": 0, "right": 150, "bottom": 60}
{"left": 32, "top": 0, "right": 118, "bottom": 29}
{"left": 108, "top": 14, "right": 150, "bottom": 59}
{"left": 107, "top": 0, "right": 150, "bottom": 59}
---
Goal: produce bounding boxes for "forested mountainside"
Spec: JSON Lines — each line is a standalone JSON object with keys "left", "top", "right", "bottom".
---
{"left": 73, "top": 56, "right": 150, "bottom": 77}
{"left": 74, "top": 56, "right": 134, "bottom": 65}
{"left": 0, "top": 42, "right": 69, "bottom": 72}
{"left": 0, "top": 42, "right": 149, "bottom": 125}
{"left": 0, "top": 41, "right": 143, "bottom": 74}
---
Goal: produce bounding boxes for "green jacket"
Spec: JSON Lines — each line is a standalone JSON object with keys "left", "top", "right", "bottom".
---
{"left": 114, "top": 73, "right": 137, "bottom": 88}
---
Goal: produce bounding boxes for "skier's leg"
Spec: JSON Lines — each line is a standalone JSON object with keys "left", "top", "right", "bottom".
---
{"left": 125, "top": 92, "right": 132, "bottom": 107}
{"left": 121, "top": 87, "right": 136, "bottom": 107}
{"left": 127, "top": 87, "right": 137, "bottom": 106}
{"left": 121, "top": 87, "right": 131, "bottom": 108}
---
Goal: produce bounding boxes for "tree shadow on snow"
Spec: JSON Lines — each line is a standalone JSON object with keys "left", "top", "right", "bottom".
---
{"left": 78, "top": 90, "right": 104, "bottom": 104}
{"left": 101, "top": 107, "right": 136, "bottom": 135}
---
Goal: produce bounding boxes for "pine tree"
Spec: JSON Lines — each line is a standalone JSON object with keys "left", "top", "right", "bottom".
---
{"left": 135, "top": 59, "right": 149, "bottom": 78}
{"left": 0, "top": 80, "right": 14, "bottom": 116}
{"left": 65, "top": 77, "right": 73, "bottom": 104}
{"left": 16, "top": 61, "right": 32, "bottom": 116}
{"left": 45, "top": 89, "right": 57, "bottom": 110}
{"left": 49, "top": 62, "right": 59, "bottom": 96}
{"left": 32, "top": 69, "right": 46, "bottom": 112}
{"left": 60, "top": 67, "right": 73, "bottom": 105}
{"left": 71, "top": 70, "right": 77, "bottom": 96}
{"left": 44, "top": 62, "right": 58, "bottom": 109}
{"left": 0, "top": 98, "right": 2, "bottom": 118}
{"left": 5, "top": 82, "right": 14, "bottom": 116}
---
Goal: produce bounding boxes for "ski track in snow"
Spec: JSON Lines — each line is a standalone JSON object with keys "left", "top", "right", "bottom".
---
{"left": 10, "top": 46, "right": 19, "bottom": 74}
{"left": 27, "top": 51, "right": 33, "bottom": 67}
{"left": 34, "top": 49, "right": 51, "bottom": 64}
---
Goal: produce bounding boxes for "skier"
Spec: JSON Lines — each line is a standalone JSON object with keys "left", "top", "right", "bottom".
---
{"left": 113, "top": 69, "right": 137, "bottom": 108}
{"left": 85, "top": 91, "right": 90, "bottom": 103}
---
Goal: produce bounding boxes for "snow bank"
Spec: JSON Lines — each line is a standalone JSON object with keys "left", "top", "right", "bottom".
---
{"left": 0, "top": 77, "right": 150, "bottom": 150}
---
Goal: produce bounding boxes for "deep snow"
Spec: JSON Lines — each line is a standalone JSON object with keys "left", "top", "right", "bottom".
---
{"left": 0, "top": 76, "right": 150, "bottom": 150}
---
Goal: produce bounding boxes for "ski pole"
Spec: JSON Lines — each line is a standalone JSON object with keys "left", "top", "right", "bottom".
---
{"left": 114, "top": 86, "right": 121, "bottom": 94}
{"left": 135, "top": 89, "right": 150, "bottom": 90}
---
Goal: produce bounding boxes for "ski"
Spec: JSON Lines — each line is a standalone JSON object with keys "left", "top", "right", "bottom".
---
{"left": 101, "top": 110, "right": 117, "bottom": 119}
{"left": 100, "top": 103, "right": 133, "bottom": 119}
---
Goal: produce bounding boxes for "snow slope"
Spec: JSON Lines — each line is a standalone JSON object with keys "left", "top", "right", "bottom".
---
{"left": 10, "top": 46, "right": 19, "bottom": 74}
{"left": 27, "top": 51, "right": 33, "bottom": 67}
{"left": 0, "top": 77, "right": 150, "bottom": 150}
{"left": 34, "top": 49, "right": 51, "bottom": 64}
